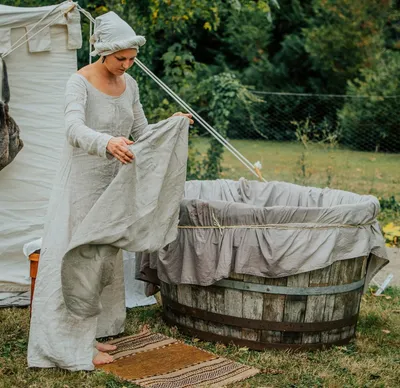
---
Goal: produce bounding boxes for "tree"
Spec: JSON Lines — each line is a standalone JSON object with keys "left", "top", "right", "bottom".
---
{"left": 339, "top": 52, "right": 400, "bottom": 152}
{"left": 304, "top": 0, "right": 394, "bottom": 93}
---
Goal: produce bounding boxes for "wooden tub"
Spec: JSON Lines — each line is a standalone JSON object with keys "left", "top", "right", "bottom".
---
{"left": 161, "top": 256, "right": 368, "bottom": 350}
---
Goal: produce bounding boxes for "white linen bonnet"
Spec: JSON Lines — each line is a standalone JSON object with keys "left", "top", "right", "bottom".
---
{"left": 90, "top": 11, "right": 146, "bottom": 57}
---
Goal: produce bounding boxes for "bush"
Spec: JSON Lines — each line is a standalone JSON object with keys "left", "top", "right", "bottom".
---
{"left": 339, "top": 53, "right": 400, "bottom": 153}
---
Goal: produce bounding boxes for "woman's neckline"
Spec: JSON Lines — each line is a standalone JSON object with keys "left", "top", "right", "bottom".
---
{"left": 75, "top": 73, "right": 128, "bottom": 99}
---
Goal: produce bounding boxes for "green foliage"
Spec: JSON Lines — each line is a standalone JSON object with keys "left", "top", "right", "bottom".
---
{"left": 292, "top": 118, "right": 340, "bottom": 149}
{"left": 339, "top": 52, "right": 400, "bottom": 152}
{"left": 382, "top": 222, "right": 400, "bottom": 247}
{"left": 304, "top": 0, "right": 393, "bottom": 93}
{"left": 379, "top": 196, "right": 400, "bottom": 213}
{"left": 379, "top": 196, "right": 400, "bottom": 236}
{"left": 4, "top": 0, "right": 400, "bottom": 180}
{"left": 0, "top": 0, "right": 54, "bottom": 6}
{"left": 262, "top": 0, "right": 315, "bottom": 92}
{"left": 291, "top": 117, "right": 340, "bottom": 186}
{"left": 187, "top": 72, "right": 262, "bottom": 179}
{"left": 219, "top": 1, "right": 274, "bottom": 89}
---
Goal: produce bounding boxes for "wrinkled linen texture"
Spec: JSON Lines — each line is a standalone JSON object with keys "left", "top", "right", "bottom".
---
{"left": 27, "top": 72, "right": 189, "bottom": 371}
{"left": 137, "top": 179, "right": 388, "bottom": 290}
{"left": 90, "top": 11, "right": 146, "bottom": 56}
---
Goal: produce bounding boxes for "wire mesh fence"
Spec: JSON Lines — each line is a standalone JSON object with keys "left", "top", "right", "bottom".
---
{"left": 228, "top": 91, "right": 400, "bottom": 154}
{"left": 144, "top": 85, "right": 400, "bottom": 154}
{"left": 141, "top": 82, "right": 400, "bottom": 213}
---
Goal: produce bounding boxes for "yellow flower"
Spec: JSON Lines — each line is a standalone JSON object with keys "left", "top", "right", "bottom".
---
{"left": 203, "top": 22, "right": 212, "bottom": 31}
{"left": 383, "top": 223, "right": 400, "bottom": 247}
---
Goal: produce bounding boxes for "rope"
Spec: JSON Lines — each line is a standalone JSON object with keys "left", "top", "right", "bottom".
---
{"left": 178, "top": 220, "right": 376, "bottom": 231}
{"left": 76, "top": 7, "right": 266, "bottom": 182}
{"left": 1, "top": 2, "right": 68, "bottom": 59}
{"left": 212, "top": 212, "right": 223, "bottom": 235}
{"left": 135, "top": 59, "right": 265, "bottom": 181}
{"left": 75, "top": 4, "right": 95, "bottom": 64}
{"left": 75, "top": 4, "right": 94, "bottom": 21}
{"left": 89, "top": 19, "right": 93, "bottom": 64}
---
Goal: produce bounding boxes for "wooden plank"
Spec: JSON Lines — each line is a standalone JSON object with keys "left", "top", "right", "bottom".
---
{"left": 322, "top": 261, "right": 341, "bottom": 320}
{"left": 334, "top": 259, "right": 357, "bottom": 340}
{"left": 354, "top": 255, "right": 368, "bottom": 337}
{"left": 303, "top": 265, "right": 331, "bottom": 344}
{"left": 224, "top": 282, "right": 243, "bottom": 339}
{"left": 332, "top": 259, "right": 354, "bottom": 309}
{"left": 229, "top": 272, "right": 244, "bottom": 280}
{"left": 361, "top": 255, "right": 368, "bottom": 278}
{"left": 177, "top": 284, "right": 192, "bottom": 307}
{"left": 321, "top": 260, "right": 341, "bottom": 344}
{"left": 347, "top": 258, "right": 366, "bottom": 330}
{"left": 163, "top": 282, "right": 180, "bottom": 326}
{"left": 346, "top": 256, "right": 367, "bottom": 339}
{"left": 191, "top": 285, "right": 209, "bottom": 333}
{"left": 260, "top": 277, "right": 287, "bottom": 344}
{"left": 226, "top": 269, "right": 245, "bottom": 340}
{"left": 321, "top": 259, "right": 351, "bottom": 343}
{"left": 161, "top": 281, "right": 176, "bottom": 301}
{"left": 352, "top": 256, "right": 366, "bottom": 281}
{"left": 282, "top": 272, "right": 310, "bottom": 344}
{"left": 160, "top": 281, "right": 168, "bottom": 302}
{"left": 162, "top": 282, "right": 181, "bottom": 327}
{"left": 169, "top": 283, "right": 178, "bottom": 301}
{"left": 160, "top": 281, "right": 170, "bottom": 320}
{"left": 242, "top": 274, "right": 264, "bottom": 342}
{"left": 240, "top": 273, "right": 263, "bottom": 284}
{"left": 177, "top": 284, "right": 194, "bottom": 328}
{"left": 207, "top": 285, "right": 225, "bottom": 336}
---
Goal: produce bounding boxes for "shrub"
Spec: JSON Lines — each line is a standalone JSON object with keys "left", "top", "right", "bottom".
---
{"left": 339, "top": 52, "right": 400, "bottom": 153}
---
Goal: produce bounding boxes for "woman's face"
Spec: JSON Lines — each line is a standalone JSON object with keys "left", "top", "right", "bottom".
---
{"left": 104, "top": 48, "right": 137, "bottom": 75}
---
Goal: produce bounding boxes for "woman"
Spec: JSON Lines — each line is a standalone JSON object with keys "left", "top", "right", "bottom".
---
{"left": 27, "top": 11, "right": 192, "bottom": 370}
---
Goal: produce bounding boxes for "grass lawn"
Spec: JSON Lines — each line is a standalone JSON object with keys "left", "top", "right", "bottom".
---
{"left": 0, "top": 287, "right": 399, "bottom": 387}
{"left": 1, "top": 139, "right": 398, "bottom": 387}
{"left": 192, "top": 138, "right": 400, "bottom": 225}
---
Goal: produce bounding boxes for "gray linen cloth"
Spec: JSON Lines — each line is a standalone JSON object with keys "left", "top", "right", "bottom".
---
{"left": 137, "top": 179, "right": 388, "bottom": 290}
{"left": 61, "top": 117, "right": 189, "bottom": 319}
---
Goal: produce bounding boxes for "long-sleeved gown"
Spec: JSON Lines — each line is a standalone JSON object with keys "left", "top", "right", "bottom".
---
{"left": 27, "top": 73, "right": 149, "bottom": 370}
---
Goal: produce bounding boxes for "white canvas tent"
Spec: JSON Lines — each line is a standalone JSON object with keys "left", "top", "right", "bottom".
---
{"left": 0, "top": 2, "right": 156, "bottom": 307}
{"left": 0, "top": 2, "right": 82, "bottom": 292}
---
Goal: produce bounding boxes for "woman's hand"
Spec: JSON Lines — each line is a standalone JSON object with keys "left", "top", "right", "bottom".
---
{"left": 106, "top": 137, "right": 134, "bottom": 164}
{"left": 171, "top": 112, "right": 194, "bottom": 125}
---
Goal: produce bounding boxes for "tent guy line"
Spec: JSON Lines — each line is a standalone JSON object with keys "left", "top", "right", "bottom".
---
{"left": 135, "top": 58, "right": 265, "bottom": 180}
{"left": 1, "top": 3, "right": 66, "bottom": 59}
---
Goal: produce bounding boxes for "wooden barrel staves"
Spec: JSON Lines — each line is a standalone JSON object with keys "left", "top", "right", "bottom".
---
{"left": 161, "top": 256, "right": 368, "bottom": 350}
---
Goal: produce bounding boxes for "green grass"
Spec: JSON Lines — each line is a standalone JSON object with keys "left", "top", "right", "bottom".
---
{"left": 1, "top": 288, "right": 399, "bottom": 388}
{"left": 192, "top": 138, "right": 400, "bottom": 224}
{"left": 0, "top": 139, "right": 398, "bottom": 387}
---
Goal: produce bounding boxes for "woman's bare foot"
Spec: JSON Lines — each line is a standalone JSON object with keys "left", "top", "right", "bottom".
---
{"left": 93, "top": 351, "right": 114, "bottom": 366}
{"left": 96, "top": 342, "right": 117, "bottom": 352}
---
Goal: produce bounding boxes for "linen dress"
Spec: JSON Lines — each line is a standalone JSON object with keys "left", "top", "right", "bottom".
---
{"left": 27, "top": 72, "right": 149, "bottom": 371}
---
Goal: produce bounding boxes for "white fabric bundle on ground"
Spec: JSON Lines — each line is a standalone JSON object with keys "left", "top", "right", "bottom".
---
{"left": 123, "top": 251, "right": 156, "bottom": 308}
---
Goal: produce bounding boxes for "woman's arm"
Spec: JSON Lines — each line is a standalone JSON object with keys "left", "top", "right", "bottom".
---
{"left": 130, "top": 79, "right": 149, "bottom": 140}
{"left": 129, "top": 77, "right": 193, "bottom": 140}
{"left": 64, "top": 75, "right": 113, "bottom": 158}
